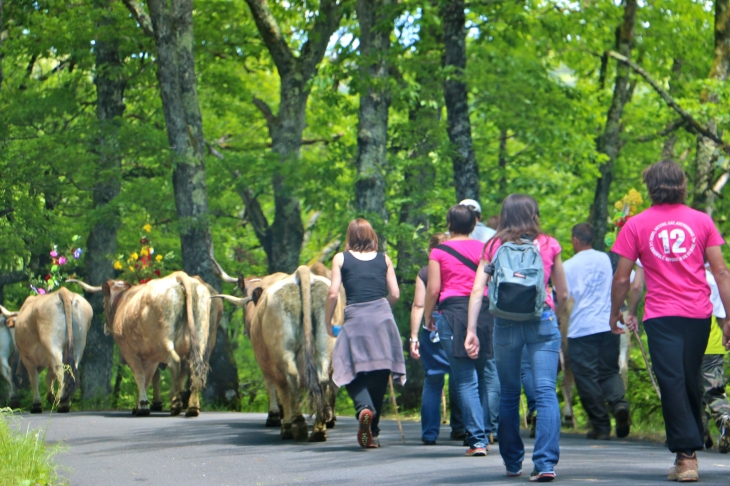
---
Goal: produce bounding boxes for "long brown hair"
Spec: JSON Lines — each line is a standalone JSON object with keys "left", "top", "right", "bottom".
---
{"left": 345, "top": 218, "right": 379, "bottom": 252}
{"left": 490, "top": 194, "right": 542, "bottom": 249}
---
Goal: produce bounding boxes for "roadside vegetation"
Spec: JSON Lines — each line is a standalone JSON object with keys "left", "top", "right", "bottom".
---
{"left": 0, "top": 409, "right": 63, "bottom": 486}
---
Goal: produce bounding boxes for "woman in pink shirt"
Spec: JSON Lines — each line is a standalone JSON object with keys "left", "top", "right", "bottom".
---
{"left": 610, "top": 160, "right": 730, "bottom": 482}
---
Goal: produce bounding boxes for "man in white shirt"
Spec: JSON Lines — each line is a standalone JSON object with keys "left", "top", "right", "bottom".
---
{"left": 564, "top": 223, "right": 631, "bottom": 440}
{"left": 459, "top": 199, "right": 496, "bottom": 244}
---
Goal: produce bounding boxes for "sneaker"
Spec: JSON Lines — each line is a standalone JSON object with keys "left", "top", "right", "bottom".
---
{"left": 586, "top": 428, "right": 610, "bottom": 440}
{"left": 450, "top": 430, "right": 466, "bottom": 440}
{"left": 367, "top": 436, "right": 380, "bottom": 449}
{"left": 668, "top": 452, "right": 698, "bottom": 482}
{"left": 357, "top": 409, "right": 374, "bottom": 448}
{"left": 614, "top": 406, "right": 631, "bottom": 438}
{"left": 465, "top": 446, "right": 487, "bottom": 457}
{"left": 421, "top": 438, "right": 437, "bottom": 446}
{"left": 506, "top": 469, "right": 522, "bottom": 477}
{"left": 529, "top": 470, "right": 556, "bottom": 482}
{"left": 719, "top": 415, "right": 730, "bottom": 454}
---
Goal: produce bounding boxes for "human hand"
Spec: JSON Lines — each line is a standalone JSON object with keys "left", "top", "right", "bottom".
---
{"left": 723, "top": 322, "right": 730, "bottom": 351}
{"left": 410, "top": 340, "right": 420, "bottom": 360}
{"left": 464, "top": 332, "right": 480, "bottom": 359}
{"left": 609, "top": 312, "right": 625, "bottom": 335}
{"left": 624, "top": 314, "right": 639, "bottom": 333}
{"left": 426, "top": 315, "right": 437, "bottom": 332}
{"left": 326, "top": 324, "right": 336, "bottom": 338}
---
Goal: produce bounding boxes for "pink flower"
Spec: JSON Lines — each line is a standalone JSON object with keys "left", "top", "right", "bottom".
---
{"left": 38, "top": 288, "right": 46, "bottom": 295}
{"left": 58, "top": 256, "right": 67, "bottom": 265}
{"left": 50, "top": 250, "right": 58, "bottom": 258}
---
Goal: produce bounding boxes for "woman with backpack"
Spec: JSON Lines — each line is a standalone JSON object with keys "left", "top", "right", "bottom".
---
{"left": 422, "top": 205, "right": 495, "bottom": 456}
{"left": 465, "top": 194, "right": 568, "bottom": 482}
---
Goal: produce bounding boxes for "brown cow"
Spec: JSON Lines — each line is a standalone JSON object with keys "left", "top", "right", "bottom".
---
{"left": 4, "top": 288, "right": 93, "bottom": 413}
{"left": 69, "top": 272, "right": 210, "bottom": 417}
{"left": 0, "top": 305, "right": 19, "bottom": 408}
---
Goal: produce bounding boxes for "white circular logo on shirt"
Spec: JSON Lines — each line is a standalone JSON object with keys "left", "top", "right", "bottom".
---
{"left": 648, "top": 221, "right": 697, "bottom": 262}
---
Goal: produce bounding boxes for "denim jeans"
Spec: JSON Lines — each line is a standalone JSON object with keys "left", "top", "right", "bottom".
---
{"left": 494, "top": 309, "right": 561, "bottom": 474}
{"left": 437, "top": 313, "right": 488, "bottom": 448}
{"left": 521, "top": 345, "right": 536, "bottom": 413}
{"left": 483, "top": 358, "right": 500, "bottom": 437}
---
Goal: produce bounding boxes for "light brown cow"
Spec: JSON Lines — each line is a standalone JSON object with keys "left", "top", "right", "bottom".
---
{"left": 4, "top": 288, "right": 93, "bottom": 413}
{"left": 0, "top": 306, "right": 19, "bottom": 408}
{"left": 69, "top": 272, "right": 210, "bottom": 417}
{"left": 213, "top": 264, "right": 337, "bottom": 441}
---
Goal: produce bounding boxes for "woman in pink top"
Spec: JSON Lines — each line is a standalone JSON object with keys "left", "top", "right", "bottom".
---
{"left": 465, "top": 194, "right": 567, "bottom": 482}
{"left": 610, "top": 160, "right": 730, "bottom": 482}
{"left": 423, "top": 204, "right": 494, "bottom": 456}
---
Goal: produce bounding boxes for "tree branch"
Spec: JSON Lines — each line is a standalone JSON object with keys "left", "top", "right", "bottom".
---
{"left": 252, "top": 96, "right": 277, "bottom": 129}
{"left": 244, "top": 0, "right": 295, "bottom": 75}
{"left": 122, "top": 0, "right": 155, "bottom": 37}
{"left": 0, "top": 271, "right": 28, "bottom": 287}
{"left": 632, "top": 118, "right": 685, "bottom": 143}
{"left": 299, "top": 0, "right": 345, "bottom": 80}
{"left": 607, "top": 50, "right": 730, "bottom": 152}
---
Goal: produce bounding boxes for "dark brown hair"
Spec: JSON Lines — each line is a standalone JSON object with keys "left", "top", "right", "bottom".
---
{"left": 492, "top": 194, "right": 542, "bottom": 244}
{"left": 447, "top": 204, "right": 477, "bottom": 236}
{"left": 428, "top": 232, "right": 448, "bottom": 252}
{"left": 643, "top": 159, "right": 687, "bottom": 205}
{"left": 571, "top": 223, "right": 594, "bottom": 245}
{"left": 345, "top": 218, "right": 379, "bottom": 252}
{"left": 486, "top": 215, "right": 499, "bottom": 230}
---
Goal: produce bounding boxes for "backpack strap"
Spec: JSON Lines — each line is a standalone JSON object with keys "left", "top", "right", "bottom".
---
{"left": 435, "top": 244, "right": 478, "bottom": 273}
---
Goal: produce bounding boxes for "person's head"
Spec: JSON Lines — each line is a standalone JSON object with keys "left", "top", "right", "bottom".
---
{"left": 345, "top": 218, "right": 378, "bottom": 252}
{"left": 458, "top": 199, "right": 482, "bottom": 222}
{"left": 447, "top": 204, "right": 477, "bottom": 236}
{"left": 643, "top": 159, "right": 687, "bottom": 205}
{"left": 428, "top": 232, "right": 448, "bottom": 252}
{"left": 494, "top": 194, "right": 542, "bottom": 243}
{"left": 571, "top": 223, "right": 594, "bottom": 252}
{"left": 486, "top": 215, "right": 499, "bottom": 230}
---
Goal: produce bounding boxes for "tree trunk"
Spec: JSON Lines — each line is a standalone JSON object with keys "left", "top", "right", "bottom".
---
{"left": 692, "top": 0, "right": 730, "bottom": 215}
{"left": 354, "top": 0, "right": 392, "bottom": 240}
{"left": 81, "top": 0, "right": 126, "bottom": 403}
{"left": 441, "top": 0, "right": 480, "bottom": 203}
{"left": 590, "top": 0, "right": 637, "bottom": 251}
{"left": 0, "top": 0, "right": 3, "bottom": 88}
{"left": 498, "top": 128, "right": 508, "bottom": 201}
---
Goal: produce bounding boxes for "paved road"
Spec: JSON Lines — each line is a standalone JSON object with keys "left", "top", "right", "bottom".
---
{"left": 13, "top": 412, "right": 730, "bottom": 485}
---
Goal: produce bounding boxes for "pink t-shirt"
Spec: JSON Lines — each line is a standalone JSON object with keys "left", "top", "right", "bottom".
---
{"left": 429, "top": 239, "right": 487, "bottom": 302}
{"left": 612, "top": 204, "right": 724, "bottom": 321}
{"left": 483, "top": 234, "right": 562, "bottom": 310}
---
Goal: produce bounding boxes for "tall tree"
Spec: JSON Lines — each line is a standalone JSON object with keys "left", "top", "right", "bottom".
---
{"left": 82, "top": 0, "right": 126, "bottom": 402}
{"left": 441, "top": 0, "right": 479, "bottom": 202}
{"left": 243, "top": 0, "right": 346, "bottom": 273}
{"left": 590, "top": 0, "right": 637, "bottom": 251}
{"left": 692, "top": 0, "right": 730, "bottom": 214}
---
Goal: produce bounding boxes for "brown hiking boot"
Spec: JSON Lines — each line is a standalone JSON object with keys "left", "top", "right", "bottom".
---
{"left": 667, "top": 452, "right": 698, "bottom": 482}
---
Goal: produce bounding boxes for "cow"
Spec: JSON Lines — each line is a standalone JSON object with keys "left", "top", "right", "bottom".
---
{"left": 2, "top": 288, "right": 93, "bottom": 413}
{"left": 0, "top": 305, "right": 20, "bottom": 408}
{"left": 212, "top": 261, "right": 339, "bottom": 442}
{"left": 68, "top": 272, "right": 210, "bottom": 417}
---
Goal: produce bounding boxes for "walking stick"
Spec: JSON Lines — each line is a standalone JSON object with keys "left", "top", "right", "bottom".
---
{"left": 441, "top": 389, "right": 447, "bottom": 424}
{"left": 633, "top": 328, "right": 662, "bottom": 400}
{"left": 389, "top": 375, "right": 406, "bottom": 444}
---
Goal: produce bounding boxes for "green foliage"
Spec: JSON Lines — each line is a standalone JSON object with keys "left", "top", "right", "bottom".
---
{"left": 0, "top": 410, "right": 64, "bottom": 486}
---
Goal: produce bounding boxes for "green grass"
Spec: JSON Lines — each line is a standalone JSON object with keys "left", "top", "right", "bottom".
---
{"left": 0, "top": 408, "right": 64, "bottom": 486}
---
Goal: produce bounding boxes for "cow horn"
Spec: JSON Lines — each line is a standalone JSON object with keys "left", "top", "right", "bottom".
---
{"left": 211, "top": 294, "right": 251, "bottom": 307}
{"left": 66, "top": 279, "right": 102, "bottom": 293}
{"left": 0, "top": 305, "right": 17, "bottom": 318}
{"left": 209, "top": 252, "right": 239, "bottom": 284}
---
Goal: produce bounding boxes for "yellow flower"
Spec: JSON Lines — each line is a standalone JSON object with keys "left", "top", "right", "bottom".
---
{"left": 113, "top": 261, "right": 123, "bottom": 270}
{"left": 143, "top": 224, "right": 152, "bottom": 233}
{"left": 130, "top": 252, "right": 139, "bottom": 261}
{"left": 155, "top": 254, "right": 163, "bottom": 262}
{"left": 128, "top": 266, "right": 134, "bottom": 272}
{"left": 614, "top": 200, "right": 624, "bottom": 211}
{"left": 140, "top": 248, "right": 149, "bottom": 257}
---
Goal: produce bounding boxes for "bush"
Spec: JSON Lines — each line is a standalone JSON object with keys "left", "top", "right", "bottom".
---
{"left": 0, "top": 409, "right": 63, "bottom": 486}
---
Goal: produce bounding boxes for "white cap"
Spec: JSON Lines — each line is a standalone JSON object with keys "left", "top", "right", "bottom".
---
{"left": 459, "top": 199, "right": 482, "bottom": 214}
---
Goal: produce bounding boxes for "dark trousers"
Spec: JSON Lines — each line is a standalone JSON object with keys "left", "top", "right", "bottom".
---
{"left": 345, "top": 369, "right": 390, "bottom": 437}
{"left": 644, "top": 316, "right": 711, "bottom": 453}
{"left": 568, "top": 331, "right": 629, "bottom": 433}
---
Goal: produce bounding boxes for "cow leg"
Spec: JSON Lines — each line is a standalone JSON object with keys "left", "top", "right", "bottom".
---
{"left": 287, "top": 379, "right": 308, "bottom": 442}
{"left": 128, "top": 357, "right": 151, "bottom": 416}
{"left": 27, "top": 363, "right": 42, "bottom": 413}
{"left": 151, "top": 368, "right": 163, "bottom": 412}
{"left": 326, "top": 381, "right": 337, "bottom": 429}
{"left": 167, "top": 350, "right": 184, "bottom": 416}
{"left": 264, "top": 376, "right": 282, "bottom": 427}
{"left": 1, "top": 357, "right": 17, "bottom": 408}
{"left": 276, "top": 383, "right": 297, "bottom": 440}
{"left": 184, "top": 362, "right": 202, "bottom": 418}
{"left": 45, "top": 370, "right": 56, "bottom": 406}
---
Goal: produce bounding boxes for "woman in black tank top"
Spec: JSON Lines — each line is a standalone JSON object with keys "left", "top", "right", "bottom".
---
{"left": 325, "top": 218, "right": 404, "bottom": 449}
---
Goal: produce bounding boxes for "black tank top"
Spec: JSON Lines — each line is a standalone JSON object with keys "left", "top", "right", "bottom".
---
{"left": 341, "top": 251, "right": 388, "bottom": 305}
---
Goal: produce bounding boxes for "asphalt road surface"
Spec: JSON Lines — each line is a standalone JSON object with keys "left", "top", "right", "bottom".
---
{"left": 13, "top": 411, "right": 730, "bottom": 485}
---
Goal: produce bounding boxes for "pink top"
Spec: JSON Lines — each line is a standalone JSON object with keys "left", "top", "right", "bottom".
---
{"left": 483, "top": 234, "right": 562, "bottom": 310}
{"left": 612, "top": 204, "right": 725, "bottom": 321}
{"left": 429, "top": 239, "right": 487, "bottom": 302}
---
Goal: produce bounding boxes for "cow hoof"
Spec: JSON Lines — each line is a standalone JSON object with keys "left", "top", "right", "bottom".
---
{"left": 184, "top": 407, "right": 200, "bottom": 418}
{"left": 292, "top": 416, "right": 309, "bottom": 442}
{"left": 9, "top": 398, "right": 20, "bottom": 409}
{"left": 30, "top": 403, "right": 42, "bottom": 414}
{"left": 57, "top": 403, "right": 71, "bottom": 413}
{"left": 266, "top": 412, "right": 282, "bottom": 427}
{"left": 151, "top": 401, "right": 163, "bottom": 412}
{"left": 180, "top": 391, "right": 191, "bottom": 409}
{"left": 170, "top": 396, "right": 183, "bottom": 416}
{"left": 326, "top": 418, "right": 336, "bottom": 429}
{"left": 136, "top": 408, "right": 151, "bottom": 417}
{"left": 309, "top": 430, "right": 327, "bottom": 442}
{"left": 46, "top": 392, "right": 55, "bottom": 406}
{"left": 281, "top": 423, "right": 294, "bottom": 440}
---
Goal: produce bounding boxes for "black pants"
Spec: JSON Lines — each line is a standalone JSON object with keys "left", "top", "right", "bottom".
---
{"left": 644, "top": 316, "right": 711, "bottom": 453}
{"left": 568, "top": 331, "right": 629, "bottom": 433}
{"left": 345, "top": 369, "right": 390, "bottom": 437}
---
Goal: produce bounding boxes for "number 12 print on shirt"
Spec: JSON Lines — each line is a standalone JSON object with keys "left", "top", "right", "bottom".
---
{"left": 648, "top": 221, "right": 697, "bottom": 262}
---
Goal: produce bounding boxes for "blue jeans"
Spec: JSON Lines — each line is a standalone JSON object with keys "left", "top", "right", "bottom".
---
{"left": 437, "top": 313, "right": 488, "bottom": 449}
{"left": 483, "top": 358, "right": 500, "bottom": 437}
{"left": 521, "top": 345, "right": 537, "bottom": 413}
{"left": 494, "top": 310, "right": 561, "bottom": 474}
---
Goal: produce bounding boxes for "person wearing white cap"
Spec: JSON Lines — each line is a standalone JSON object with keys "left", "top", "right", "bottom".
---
{"left": 459, "top": 199, "right": 496, "bottom": 244}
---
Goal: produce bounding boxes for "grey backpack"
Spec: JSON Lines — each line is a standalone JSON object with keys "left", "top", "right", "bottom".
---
{"left": 487, "top": 238, "right": 546, "bottom": 321}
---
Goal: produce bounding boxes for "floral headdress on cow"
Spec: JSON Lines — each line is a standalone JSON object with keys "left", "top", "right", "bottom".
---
{"left": 113, "top": 224, "right": 173, "bottom": 284}
{"left": 604, "top": 189, "right": 643, "bottom": 248}
{"left": 30, "top": 235, "right": 84, "bottom": 295}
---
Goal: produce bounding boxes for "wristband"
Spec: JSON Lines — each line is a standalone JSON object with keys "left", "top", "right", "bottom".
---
{"left": 409, "top": 338, "right": 418, "bottom": 343}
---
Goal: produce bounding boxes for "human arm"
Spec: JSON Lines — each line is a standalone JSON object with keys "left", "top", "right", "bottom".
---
{"left": 551, "top": 254, "right": 568, "bottom": 319}
{"left": 610, "top": 256, "right": 634, "bottom": 334}
{"left": 423, "top": 259, "right": 441, "bottom": 331}
{"left": 384, "top": 255, "right": 400, "bottom": 306}
{"left": 465, "top": 259, "right": 489, "bottom": 359}
{"left": 706, "top": 245, "right": 730, "bottom": 348}
{"left": 626, "top": 265, "right": 645, "bottom": 332}
{"left": 409, "top": 276, "right": 426, "bottom": 360}
{"left": 324, "top": 253, "right": 344, "bottom": 337}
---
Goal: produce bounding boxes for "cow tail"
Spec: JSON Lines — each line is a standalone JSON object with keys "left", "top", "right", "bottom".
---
{"left": 176, "top": 274, "right": 209, "bottom": 391}
{"left": 297, "top": 265, "right": 325, "bottom": 418}
{"left": 59, "top": 288, "right": 78, "bottom": 397}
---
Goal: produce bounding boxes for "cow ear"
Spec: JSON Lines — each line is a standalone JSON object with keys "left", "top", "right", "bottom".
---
{"left": 252, "top": 287, "right": 263, "bottom": 306}
{"left": 6, "top": 317, "right": 15, "bottom": 328}
{"left": 102, "top": 282, "right": 111, "bottom": 297}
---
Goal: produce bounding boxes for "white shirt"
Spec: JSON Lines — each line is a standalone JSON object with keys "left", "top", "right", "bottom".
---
{"left": 707, "top": 270, "right": 726, "bottom": 318}
{"left": 563, "top": 249, "right": 613, "bottom": 339}
{"left": 470, "top": 222, "right": 496, "bottom": 244}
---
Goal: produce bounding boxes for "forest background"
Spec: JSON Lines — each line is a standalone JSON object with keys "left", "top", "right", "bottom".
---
{"left": 1, "top": 0, "right": 730, "bottom": 436}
